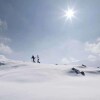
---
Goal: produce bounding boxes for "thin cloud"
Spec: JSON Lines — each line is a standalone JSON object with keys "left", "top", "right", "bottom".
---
{"left": 0, "top": 43, "right": 13, "bottom": 54}
{"left": 85, "top": 38, "right": 100, "bottom": 55}
{"left": 0, "top": 37, "right": 11, "bottom": 44}
{"left": 61, "top": 57, "right": 79, "bottom": 64}
{"left": 0, "top": 19, "right": 13, "bottom": 55}
{"left": 0, "top": 55, "right": 8, "bottom": 61}
{"left": 88, "top": 55, "right": 97, "bottom": 62}
{"left": 0, "top": 19, "right": 7, "bottom": 32}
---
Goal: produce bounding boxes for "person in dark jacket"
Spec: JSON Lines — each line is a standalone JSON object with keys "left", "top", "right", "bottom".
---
{"left": 31, "top": 55, "right": 35, "bottom": 63}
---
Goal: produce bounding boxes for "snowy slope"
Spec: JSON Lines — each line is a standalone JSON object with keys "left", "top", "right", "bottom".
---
{"left": 0, "top": 59, "right": 100, "bottom": 100}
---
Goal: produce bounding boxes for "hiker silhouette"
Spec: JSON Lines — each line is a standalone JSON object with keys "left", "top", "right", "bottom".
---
{"left": 31, "top": 55, "right": 35, "bottom": 63}
{"left": 37, "top": 55, "right": 40, "bottom": 63}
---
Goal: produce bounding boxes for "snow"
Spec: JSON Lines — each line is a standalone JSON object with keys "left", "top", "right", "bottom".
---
{"left": 0, "top": 59, "right": 100, "bottom": 100}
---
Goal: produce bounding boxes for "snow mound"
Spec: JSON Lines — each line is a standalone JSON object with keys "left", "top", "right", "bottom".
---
{"left": 0, "top": 60, "right": 100, "bottom": 100}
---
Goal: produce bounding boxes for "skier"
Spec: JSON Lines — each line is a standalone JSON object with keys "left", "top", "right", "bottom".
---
{"left": 37, "top": 55, "right": 40, "bottom": 63}
{"left": 31, "top": 55, "right": 35, "bottom": 63}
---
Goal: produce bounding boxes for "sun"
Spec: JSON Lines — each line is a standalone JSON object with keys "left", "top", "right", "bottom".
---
{"left": 65, "top": 8, "right": 75, "bottom": 20}
{"left": 63, "top": 7, "right": 76, "bottom": 22}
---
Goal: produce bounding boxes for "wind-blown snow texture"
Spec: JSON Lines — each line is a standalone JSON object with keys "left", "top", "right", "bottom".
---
{"left": 0, "top": 59, "right": 100, "bottom": 100}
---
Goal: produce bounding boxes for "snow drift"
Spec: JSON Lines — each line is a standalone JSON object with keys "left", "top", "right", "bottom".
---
{"left": 0, "top": 57, "right": 100, "bottom": 100}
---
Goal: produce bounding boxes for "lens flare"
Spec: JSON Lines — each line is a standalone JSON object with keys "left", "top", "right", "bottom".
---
{"left": 63, "top": 7, "right": 76, "bottom": 22}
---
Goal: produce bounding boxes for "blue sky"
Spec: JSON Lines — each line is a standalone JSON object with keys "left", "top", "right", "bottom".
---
{"left": 0, "top": 0, "right": 100, "bottom": 65}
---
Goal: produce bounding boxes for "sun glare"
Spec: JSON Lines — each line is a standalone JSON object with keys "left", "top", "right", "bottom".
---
{"left": 63, "top": 7, "right": 76, "bottom": 22}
